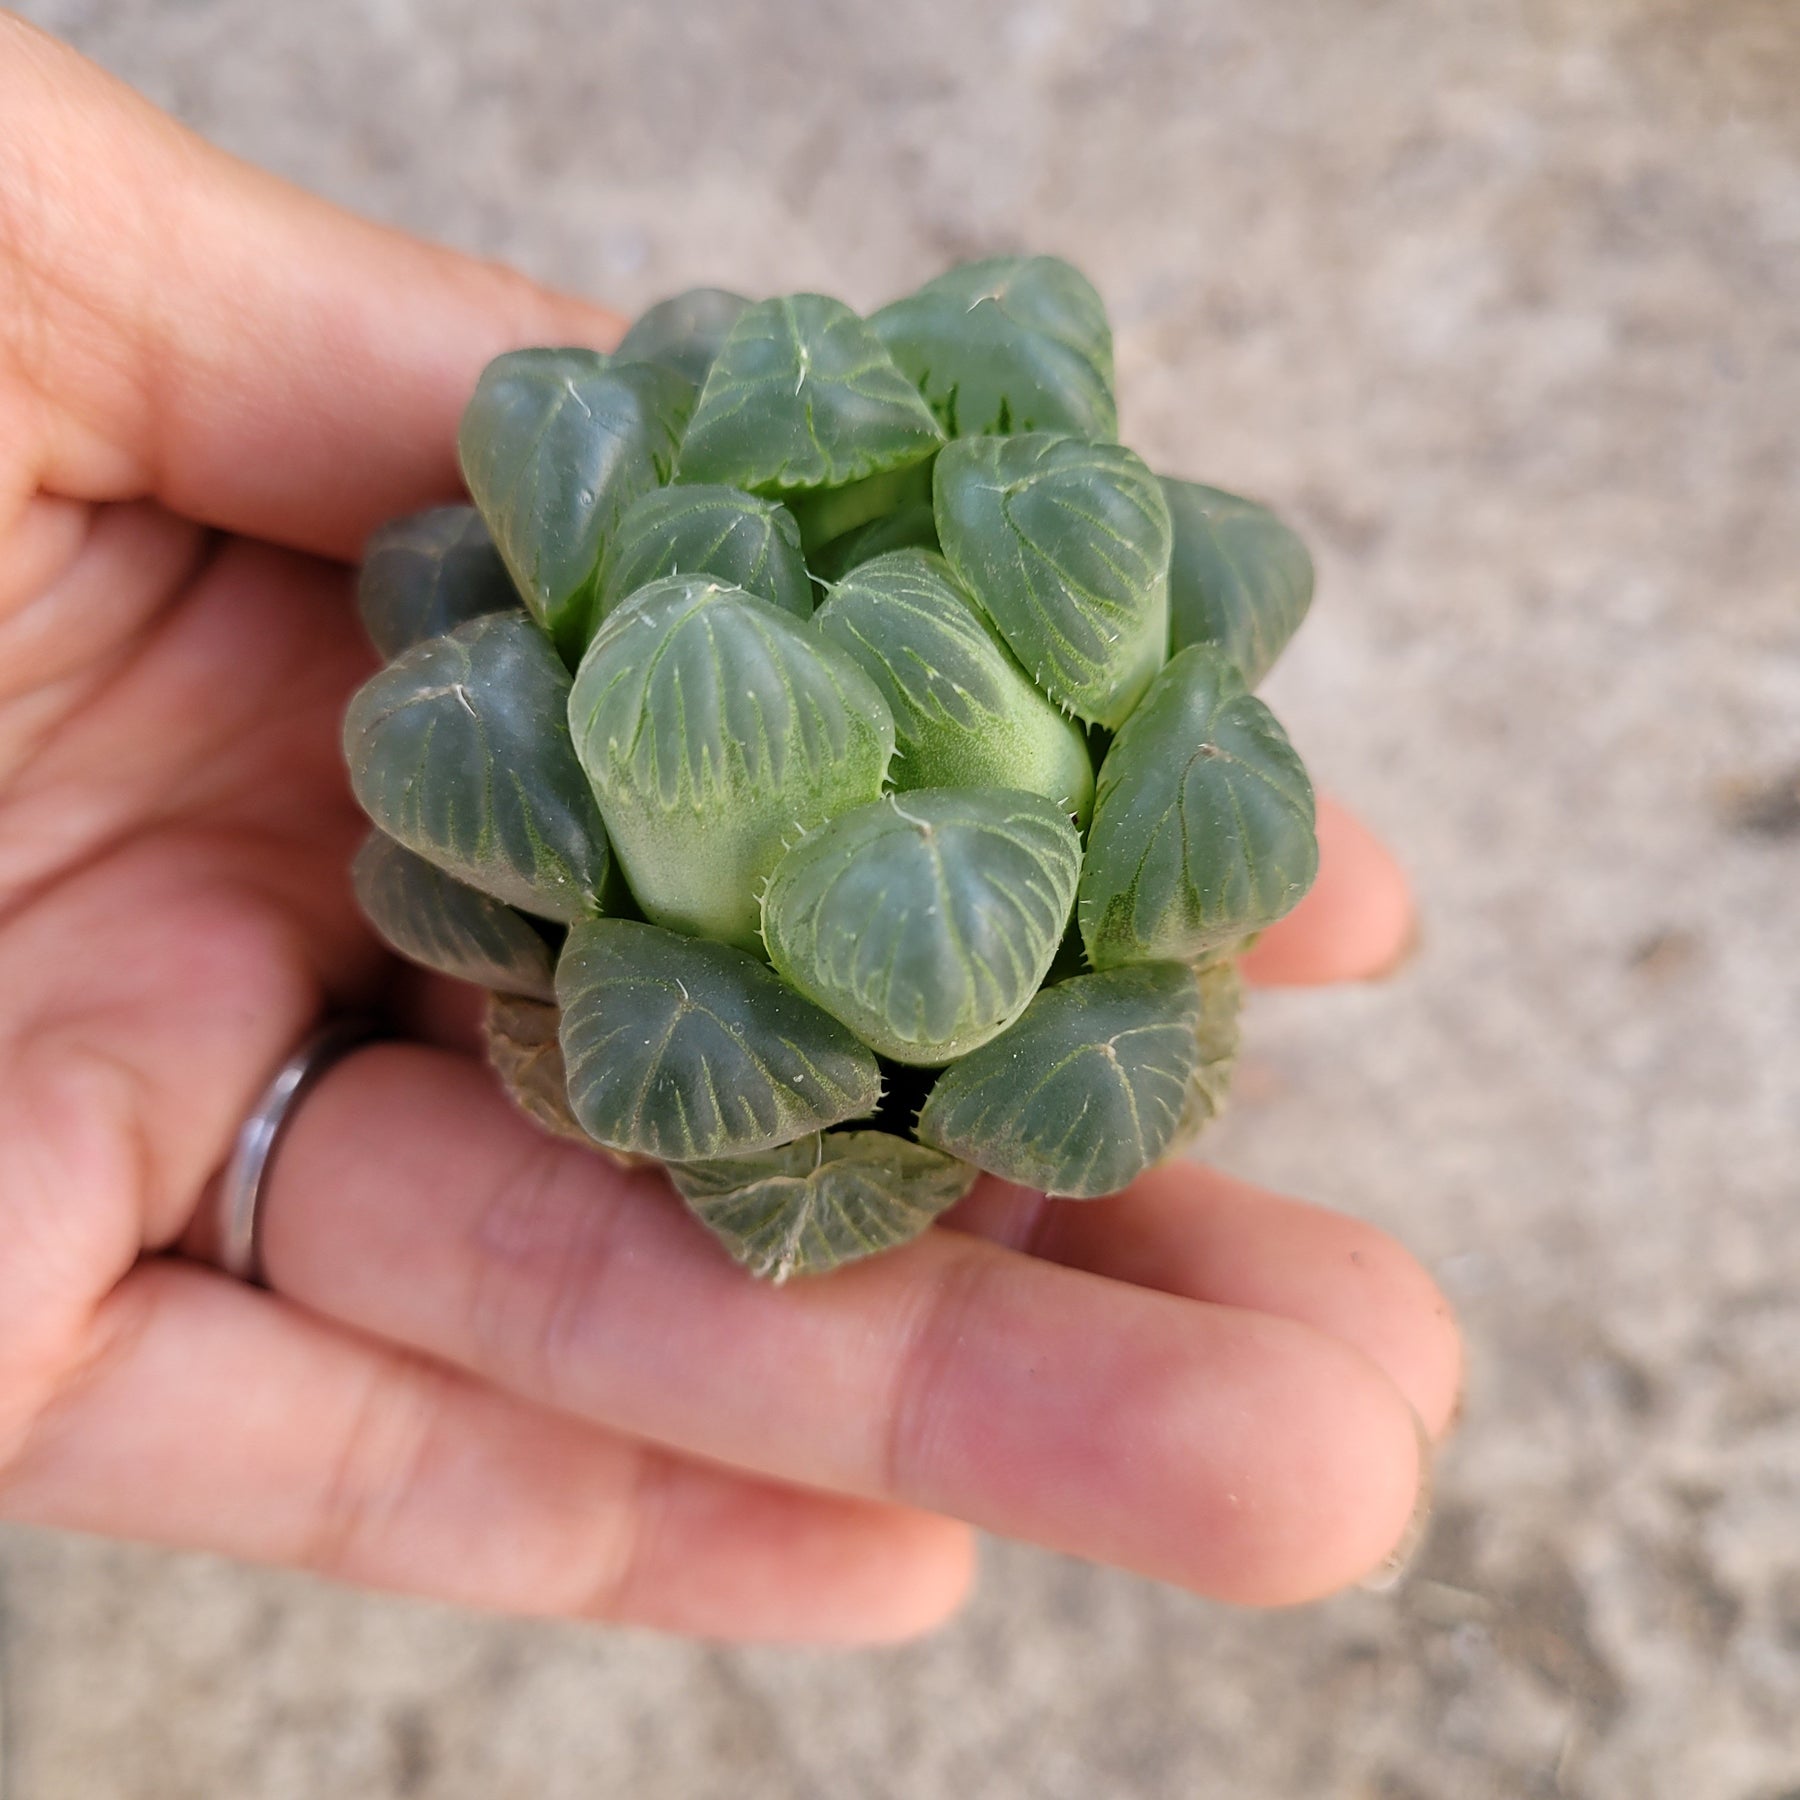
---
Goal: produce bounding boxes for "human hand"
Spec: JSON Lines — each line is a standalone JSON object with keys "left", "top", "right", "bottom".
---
{"left": 0, "top": 17, "right": 1460, "bottom": 1642}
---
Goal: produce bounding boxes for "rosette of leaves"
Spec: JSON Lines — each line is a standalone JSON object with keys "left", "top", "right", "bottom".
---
{"left": 343, "top": 257, "right": 1322, "bottom": 1281}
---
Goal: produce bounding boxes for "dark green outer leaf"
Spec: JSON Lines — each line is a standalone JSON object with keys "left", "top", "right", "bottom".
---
{"left": 344, "top": 613, "right": 612, "bottom": 923}
{"left": 763, "top": 788, "right": 1081, "bottom": 1065}
{"left": 675, "top": 295, "right": 943, "bottom": 496}
{"left": 1079, "top": 644, "right": 1318, "bottom": 968}
{"left": 808, "top": 502, "right": 941, "bottom": 582}
{"left": 457, "top": 350, "right": 694, "bottom": 659}
{"left": 1163, "top": 478, "right": 1314, "bottom": 688}
{"left": 485, "top": 994, "right": 598, "bottom": 1148}
{"left": 871, "top": 254, "right": 1117, "bottom": 440}
{"left": 614, "top": 287, "right": 751, "bottom": 387}
{"left": 1172, "top": 961, "right": 1242, "bottom": 1149}
{"left": 484, "top": 994, "right": 654, "bottom": 1170}
{"left": 668, "top": 1132, "right": 976, "bottom": 1282}
{"left": 813, "top": 551, "right": 1093, "bottom": 822}
{"left": 599, "top": 484, "right": 811, "bottom": 620}
{"left": 352, "top": 833, "right": 555, "bottom": 1001}
{"left": 569, "top": 577, "right": 893, "bottom": 950}
{"left": 556, "top": 919, "right": 881, "bottom": 1160}
{"left": 916, "top": 962, "right": 1205, "bottom": 1198}
{"left": 934, "top": 433, "right": 1172, "bottom": 728}
{"left": 356, "top": 506, "right": 519, "bottom": 660}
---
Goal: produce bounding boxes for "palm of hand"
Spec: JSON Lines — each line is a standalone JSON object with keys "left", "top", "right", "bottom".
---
{"left": 0, "top": 18, "right": 1459, "bottom": 1642}
{"left": 0, "top": 498, "right": 368, "bottom": 1436}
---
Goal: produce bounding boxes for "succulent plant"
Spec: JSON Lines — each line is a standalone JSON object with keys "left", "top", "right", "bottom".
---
{"left": 345, "top": 256, "right": 1319, "bottom": 1281}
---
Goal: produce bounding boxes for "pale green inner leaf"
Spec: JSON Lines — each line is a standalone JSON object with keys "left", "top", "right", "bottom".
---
{"left": 813, "top": 550, "right": 1094, "bottom": 823}
{"left": 569, "top": 577, "right": 893, "bottom": 949}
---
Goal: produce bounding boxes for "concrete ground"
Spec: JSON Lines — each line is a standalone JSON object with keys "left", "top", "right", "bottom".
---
{"left": 3, "top": 1, "right": 1796, "bottom": 1795}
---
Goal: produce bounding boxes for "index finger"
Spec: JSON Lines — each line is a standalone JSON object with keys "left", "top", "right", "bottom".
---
{"left": 0, "top": 17, "right": 621, "bottom": 558}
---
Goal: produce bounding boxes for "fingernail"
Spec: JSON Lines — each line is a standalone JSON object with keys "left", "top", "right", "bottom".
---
{"left": 1359, "top": 1408, "right": 1435, "bottom": 1593}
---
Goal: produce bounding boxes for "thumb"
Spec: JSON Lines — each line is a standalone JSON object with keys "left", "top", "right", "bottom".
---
{"left": 0, "top": 15, "right": 624, "bottom": 560}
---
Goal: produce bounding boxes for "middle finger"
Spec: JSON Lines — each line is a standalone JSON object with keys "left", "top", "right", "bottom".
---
{"left": 944, "top": 1164, "right": 1464, "bottom": 1439}
{"left": 262, "top": 1045, "right": 1425, "bottom": 1606}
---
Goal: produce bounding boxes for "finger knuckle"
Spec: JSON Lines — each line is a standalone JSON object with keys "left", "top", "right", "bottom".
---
{"left": 880, "top": 1249, "right": 996, "bottom": 1505}
{"left": 298, "top": 1352, "right": 443, "bottom": 1583}
{"left": 571, "top": 1446, "right": 668, "bottom": 1624}
{"left": 463, "top": 1137, "right": 633, "bottom": 1411}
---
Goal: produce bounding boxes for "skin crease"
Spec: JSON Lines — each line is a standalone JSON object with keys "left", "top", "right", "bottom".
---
{"left": 0, "top": 15, "right": 1460, "bottom": 1641}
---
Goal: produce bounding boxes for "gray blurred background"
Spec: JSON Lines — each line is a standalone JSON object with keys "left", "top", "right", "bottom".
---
{"left": 3, "top": 1, "right": 1796, "bottom": 1795}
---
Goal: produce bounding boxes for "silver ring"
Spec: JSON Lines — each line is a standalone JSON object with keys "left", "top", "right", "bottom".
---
{"left": 213, "top": 1018, "right": 380, "bottom": 1284}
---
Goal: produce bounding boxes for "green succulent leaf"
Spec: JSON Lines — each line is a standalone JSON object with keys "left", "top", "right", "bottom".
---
{"left": 352, "top": 833, "right": 556, "bottom": 1001}
{"left": 1163, "top": 478, "right": 1314, "bottom": 688}
{"left": 916, "top": 961, "right": 1206, "bottom": 1197}
{"left": 599, "top": 484, "right": 811, "bottom": 621}
{"left": 1079, "top": 644, "right": 1317, "bottom": 968}
{"left": 344, "top": 612, "right": 612, "bottom": 922}
{"left": 934, "top": 432, "right": 1172, "bottom": 728}
{"left": 785, "top": 459, "right": 935, "bottom": 557}
{"left": 675, "top": 295, "right": 943, "bottom": 497}
{"left": 484, "top": 994, "right": 603, "bottom": 1149}
{"left": 668, "top": 1132, "right": 976, "bottom": 1281}
{"left": 871, "top": 255, "right": 1117, "bottom": 440}
{"left": 808, "top": 502, "right": 941, "bottom": 582}
{"left": 568, "top": 577, "right": 894, "bottom": 950}
{"left": 813, "top": 551, "right": 1093, "bottom": 824}
{"left": 763, "top": 788, "right": 1081, "bottom": 1065}
{"left": 457, "top": 349, "right": 694, "bottom": 659}
{"left": 356, "top": 505, "right": 519, "bottom": 660}
{"left": 556, "top": 918, "right": 881, "bottom": 1160}
{"left": 614, "top": 287, "right": 751, "bottom": 387}
{"left": 1172, "top": 961, "right": 1243, "bottom": 1149}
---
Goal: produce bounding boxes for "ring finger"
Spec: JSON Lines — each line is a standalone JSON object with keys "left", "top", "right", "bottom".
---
{"left": 0, "top": 1258, "right": 974, "bottom": 1641}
